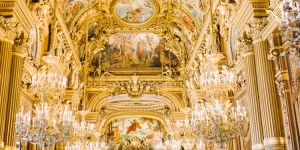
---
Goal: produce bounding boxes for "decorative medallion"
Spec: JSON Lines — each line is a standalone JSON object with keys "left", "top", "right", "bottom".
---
{"left": 113, "top": 0, "right": 156, "bottom": 25}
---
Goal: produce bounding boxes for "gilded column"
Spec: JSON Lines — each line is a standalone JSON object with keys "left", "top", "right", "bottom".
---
{"left": 0, "top": 39, "right": 13, "bottom": 148}
{"left": 238, "top": 37, "right": 265, "bottom": 149}
{"left": 3, "top": 54, "right": 24, "bottom": 149}
{"left": 247, "top": 19, "right": 285, "bottom": 149}
{"left": 3, "top": 38, "right": 27, "bottom": 149}
{"left": 4, "top": 35, "right": 29, "bottom": 150}
{"left": 0, "top": 17, "right": 22, "bottom": 149}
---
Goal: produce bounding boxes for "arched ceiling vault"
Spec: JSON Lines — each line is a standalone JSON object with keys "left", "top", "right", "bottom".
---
{"left": 63, "top": 0, "right": 207, "bottom": 124}
{"left": 67, "top": 0, "right": 204, "bottom": 65}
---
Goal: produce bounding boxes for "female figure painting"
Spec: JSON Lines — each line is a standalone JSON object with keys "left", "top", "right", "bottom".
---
{"left": 115, "top": 0, "right": 154, "bottom": 23}
{"left": 29, "top": 26, "right": 38, "bottom": 59}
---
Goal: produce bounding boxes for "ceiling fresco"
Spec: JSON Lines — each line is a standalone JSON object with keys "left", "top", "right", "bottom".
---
{"left": 90, "top": 33, "right": 179, "bottom": 70}
{"left": 173, "top": 0, "right": 207, "bottom": 26}
{"left": 114, "top": 0, "right": 154, "bottom": 23}
{"left": 107, "top": 117, "right": 163, "bottom": 150}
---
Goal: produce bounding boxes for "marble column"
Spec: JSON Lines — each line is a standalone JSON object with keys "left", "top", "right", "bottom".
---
{"left": 253, "top": 39, "right": 285, "bottom": 149}
{"left": 3, "top": 51, "right": 24, "bottom": 149}
{"left": 240, "top": 38, "right": 265, "bottom": 149}
{"left": 0, "top": 39, "right": 13, "bottom": 148}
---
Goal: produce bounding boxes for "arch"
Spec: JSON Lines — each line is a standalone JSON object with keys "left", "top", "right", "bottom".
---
{"left": 86, "top": 92, "right": 184, "bottom": 112}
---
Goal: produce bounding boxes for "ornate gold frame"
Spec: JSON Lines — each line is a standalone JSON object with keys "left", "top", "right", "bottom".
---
{"left": 110, "top": 0, "right": 160, "bottom": 27}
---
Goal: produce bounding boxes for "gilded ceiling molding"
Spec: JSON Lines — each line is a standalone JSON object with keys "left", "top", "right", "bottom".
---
{"left": 87, "top": 92, "right": 183, "bottom": 112}
{"left": 0, "top": 0, "right": 37, "bottom": 32}
{"left": 68, "top": 1, "right": 99, "bottom": 29}
{"left": 186, "top": 13, "right": 210, "bottom": 69}
{"left": 47, "top": 0, "right": 81, "bottom": 67}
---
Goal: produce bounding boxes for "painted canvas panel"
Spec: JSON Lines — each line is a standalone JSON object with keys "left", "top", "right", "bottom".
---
{"left": 173, "top": 0, "right": 206, "bottom": 25}
{"left": 78, "top": 21, "right": 100, "bottom": 61}
{"left": 107, "top": 117, "right": 163, "bottom": 150}
{"left": 29, "top": 26, "right": 38, "bottom": 59}
{"left": 91, "top": 33, "right": 179, "bottom": 69}
{"left": 115, "top": 0, "right": 154, "bottom": 23}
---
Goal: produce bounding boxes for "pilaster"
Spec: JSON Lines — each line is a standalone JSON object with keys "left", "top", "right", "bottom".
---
{"left": 268, "top": 34, "right": 300, "bottom": 150}
{"left": 0, "top": 40, "right": 12, "bottom": 148}
{"left": 4, "top": 36, "right": 28, "bottom": 149}
{"left": 0, "top": 16, "right": 21, "bottom": 148}
{"left": 247, "top": 18, "right": 285, "bottom": 149}
{"left": 238, "top": 37, "right": 265, "bottom": 149}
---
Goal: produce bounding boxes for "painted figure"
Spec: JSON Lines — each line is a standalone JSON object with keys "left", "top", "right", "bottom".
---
{"left": 126, "top": 119, "right": 141, "bottom": 134}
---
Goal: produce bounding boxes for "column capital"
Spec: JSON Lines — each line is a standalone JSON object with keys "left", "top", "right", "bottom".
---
{"left": 12, "top": 35, "right": 31, "bottom": 58}
{"left": 0, "top": 16, "right": 23, "bottom": 43}
{"left": 246, "top": 18, "right": 269, "bottom": 43}
{"left": 236, "top": 37, "right": 254, "bottom": 57}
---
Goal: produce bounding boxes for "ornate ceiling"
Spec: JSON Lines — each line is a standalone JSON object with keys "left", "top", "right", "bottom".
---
{"left": 58, "top": 0, "right": 210, "bottom": 122}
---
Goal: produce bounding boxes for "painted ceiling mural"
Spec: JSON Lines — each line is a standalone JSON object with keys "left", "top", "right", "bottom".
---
{"left": 106, "top": 117, "right": 163, "bottom": 150}
{"left": 115, "top": 0, "right": 154, "bottom": 23}
{"left": 173, "top": 0, "right": 207, "bottom": 26}
{"left": 91, "top": 33, "right": 179, "bottom": 69}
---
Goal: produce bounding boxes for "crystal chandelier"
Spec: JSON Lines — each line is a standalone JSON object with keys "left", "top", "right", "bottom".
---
{"left": 15, "top": 103, "right": 76, "bottom": 148}
{"left": 65, "top": 141, "right": 108, "bottom": 150}
{"left": 73, "top": 110, "right": 95, "bottom": 139}
{"left": 164, "top": 140, "right": 181, "bottom": 150}
{"left": 174, "top": 108, "right": 197, "bottom": 150}
{"left": 198, "top": 54, "right": 235, "bottom": 92}
{"left": 279, "top": 0, "right": 300, "bottom": 55}
{"left": 31, "top": 65, "right": 67, "bottom": 101}
{"left": 196, "top": 138, "right": 206, "bottom": 150}
{"left": 16, "top": 62, "right": 75, "bottom": 148}
{"left": 192, "top": 99, "right": 249, "bottom": 149}
{"left": 65, "top": 110, "right": 101, "bottom": 150}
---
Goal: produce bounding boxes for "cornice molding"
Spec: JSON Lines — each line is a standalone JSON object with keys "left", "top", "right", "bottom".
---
{"left": 261, "top": 17, "right": 279, "bottom": 40}
{"left": 13, "top": 0, "right": 37, "bottom": 32}
{"left": 0, "top": 0, "right": 37, "bottom": 32}
{"left": 232, "top": 0, "right": 254, "bottom": 33}
{"left": 249, "top": 0, "right": 269, "bottom": 17}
